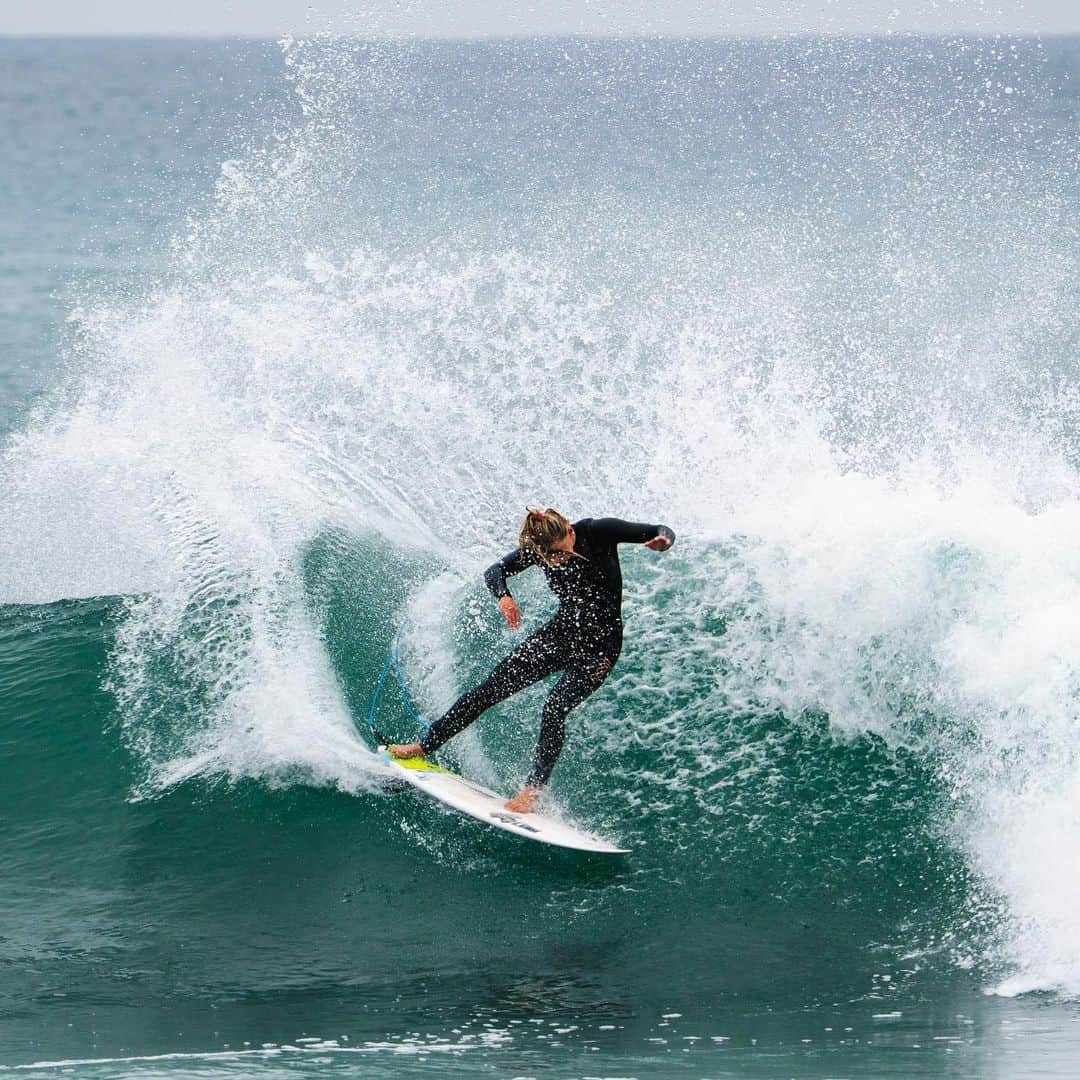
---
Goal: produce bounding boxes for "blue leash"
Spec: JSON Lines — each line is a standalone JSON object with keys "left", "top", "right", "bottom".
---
{"left": 365, "top": 619, "right": 429, "bottom": 747}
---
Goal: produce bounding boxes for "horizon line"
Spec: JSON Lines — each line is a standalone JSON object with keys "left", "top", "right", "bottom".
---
{"left": 2, "top": 29, "right": 1078, "bottom": 42}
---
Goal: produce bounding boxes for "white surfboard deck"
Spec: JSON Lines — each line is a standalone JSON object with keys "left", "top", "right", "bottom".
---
{"left": 379, "top": 748, "right": 629, "bottom": 854}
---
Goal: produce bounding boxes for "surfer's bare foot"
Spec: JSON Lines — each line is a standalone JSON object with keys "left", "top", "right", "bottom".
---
{"left": 505, "top": 787, "right": 540, "bottom": 813}
{"left": 388, "top": 742, "right": 425, "bottom": 758}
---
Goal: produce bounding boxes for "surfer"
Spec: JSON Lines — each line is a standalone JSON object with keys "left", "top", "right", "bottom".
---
{"left": 389, "top": 509, "right": 675, "bottom": 812}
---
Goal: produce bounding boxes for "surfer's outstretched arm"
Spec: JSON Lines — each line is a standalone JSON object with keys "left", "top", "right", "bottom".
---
{"left": 587, "top": 517, "right": 675, "bottom": 550}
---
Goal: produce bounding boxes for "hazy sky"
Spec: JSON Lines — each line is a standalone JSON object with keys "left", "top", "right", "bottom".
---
{"left": 2, "top": 0, "right": 1078, "bottom": 37}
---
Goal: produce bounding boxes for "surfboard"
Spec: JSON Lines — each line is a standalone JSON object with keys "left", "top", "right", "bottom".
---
{"left": 379, "top": 748, "right": 630, "bottom": 854}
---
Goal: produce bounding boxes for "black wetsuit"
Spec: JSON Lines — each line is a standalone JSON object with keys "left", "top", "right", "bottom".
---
{"left": 420, "top": 517, "right": 676, "bottom": 787}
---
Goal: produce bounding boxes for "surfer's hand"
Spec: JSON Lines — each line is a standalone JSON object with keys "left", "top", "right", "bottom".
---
{"left": 498, "top": 596, "right": 522, "bottom": 629}
{"left": 645, "top": 535, "right": 672, "bottom": 551}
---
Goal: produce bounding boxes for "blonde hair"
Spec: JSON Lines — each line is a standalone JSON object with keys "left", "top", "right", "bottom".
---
{"left": 519, "top": 506, "right": 577, "bottom": 568}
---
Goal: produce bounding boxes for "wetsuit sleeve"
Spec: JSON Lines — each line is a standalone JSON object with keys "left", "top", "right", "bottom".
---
{"left": 587, "top": 518, "right": 676, "bottom": 547}
{"left": 483, "top": 548, "right": 535, "bottom": 599}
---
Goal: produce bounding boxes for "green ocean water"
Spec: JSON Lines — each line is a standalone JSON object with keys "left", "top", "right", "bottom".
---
{"left": 1, "top": 35, "right": 1079, "bottom": 1078}
{"left": 0, "top": 590, "right": 1027, "bottom": 1075}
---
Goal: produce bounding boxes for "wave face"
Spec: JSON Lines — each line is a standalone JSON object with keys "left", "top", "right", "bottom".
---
{"left": 1, "top": 34, "right": 1079, "bottom": 1075}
